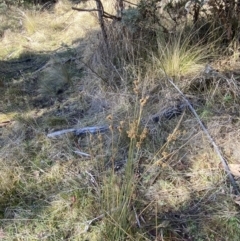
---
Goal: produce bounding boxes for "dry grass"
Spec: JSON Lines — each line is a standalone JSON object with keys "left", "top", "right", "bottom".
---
{"left": 0, "top": 0, "right": 98, "bottom": 59}
{"left": 154, "top": 31, "right": 211, "bottom": 80}
{"left": 1, "top": 0, "right": 240, "bottom": 240}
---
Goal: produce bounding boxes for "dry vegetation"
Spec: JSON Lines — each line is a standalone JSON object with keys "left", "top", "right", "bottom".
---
{"left": 0, "top": 0, "right": 240, "bottom": 240}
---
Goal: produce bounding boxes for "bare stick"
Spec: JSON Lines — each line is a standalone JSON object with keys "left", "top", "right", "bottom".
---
{"left": 47, "top": 126, "right": 109, "bottom": 138}
{"left": 72, "top": 7, "right": 99, "bottom": 12}
{"left": 123, "top": 0, "right": 138, "bottom": 6}
{"left": 133, "top": 205, "right": 141, "bottom": 228}
{"left": 73, "top": 150, "right": 91, "bottom": 157}
{"left": 81, "top": 207, "right": 119, "bottom": 233}
{"left": 82, "top": 213, "right": 105, "bottom": 233}
{"left": 167, "top": 77, "right": 240, "bottom": 195}
{"left": 47, "top": 128, "right": 76, "bottom": 138}
{"left": 72, "top": 7, "right": 121, "bottom": 20}
{"left": 86, "top": 171, "right": 98, "bottom": 185}
{"left": 0, "top": 120, "right": 12, "bottom": 127}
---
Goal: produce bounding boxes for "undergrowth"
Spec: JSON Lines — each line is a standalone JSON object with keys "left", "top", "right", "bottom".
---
{"left": 0, "top": 0, "right": 240, "bottom": 240}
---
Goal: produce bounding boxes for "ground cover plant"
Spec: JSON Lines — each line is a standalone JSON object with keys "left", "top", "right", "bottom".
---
{"left": 0, "top": 0, "right": 240, "bottom": 240}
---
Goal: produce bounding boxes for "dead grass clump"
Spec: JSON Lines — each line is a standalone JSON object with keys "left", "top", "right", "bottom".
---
{"left": 146, "top": 177, "right": 191, "bottom": 211}
{"left": 188, "top": 148, "right": 225, "bottom": 191}
{"left": 154, "top": 31, "right": 210, "bottom": 80}
{"left": 22, "top": 11, "right": 39, "bottom": 35}
{"left": 53, "top": 0, "right": 73, "bottom": 15}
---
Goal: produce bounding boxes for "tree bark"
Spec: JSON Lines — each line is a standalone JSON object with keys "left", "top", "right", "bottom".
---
{"left": 95, "top": 0, "right": 109, "bottom": 49}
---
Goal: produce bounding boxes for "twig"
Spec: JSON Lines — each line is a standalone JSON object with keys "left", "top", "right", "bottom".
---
{"left": 72, "top": 7, "right": 121, "bottom": 20}
{"left": 0, "top": 120, "right": 12, "bottom": 127}
{"left": 103, "top": 11, "right": 121, "bottom": 20}
{"left": 81, "top": 207, "right": 119, "bottom": 233}
{"left": 82, "top": 213, "right": 105, "bottom": 233}
{"left": 85, "top": 171, "right": 97, "bottom": 185}
{"left": 40, "top": 1, "right": 53, "bottom": 11}
{"left": 133, "top": 205, "right": 141, "bottom": 228}
{"left": 123, "top": 0, "right": 138, "bottom": 6}
{"left": 73, "top": 150, "right": 91, "bottom": 157}
{"left": 167, "top": 77, "right": 240, "bottom": 195}
{"left": 72, "top": 7, "right": 99, "bottom": 12}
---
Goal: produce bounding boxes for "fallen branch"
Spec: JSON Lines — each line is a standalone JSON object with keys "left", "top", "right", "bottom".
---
{"left": 167, "top": 77, "right": 240, "bottom": 195}
{"left": 47, "top": 128, "right": 76, "bottom": 138}
{"left": 75, "top": 126, "right": 109, "bottom": 136}
{"left": 73, "top": 150, "right": 91, "bottom": 157}
{"left": 47, "top": 126, "right": 109, "bottom": 138}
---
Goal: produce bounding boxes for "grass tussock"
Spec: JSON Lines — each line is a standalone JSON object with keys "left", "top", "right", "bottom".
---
{"left": 155, "top": 31, "right": 211, "bottom": 79}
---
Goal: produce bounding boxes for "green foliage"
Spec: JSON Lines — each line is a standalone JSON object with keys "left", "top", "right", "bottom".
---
{"left": 121, "top": 0, "right": 161, "bottom": 33}
{"left": 122, "top": 7, "right": 141, "bottom": 33}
